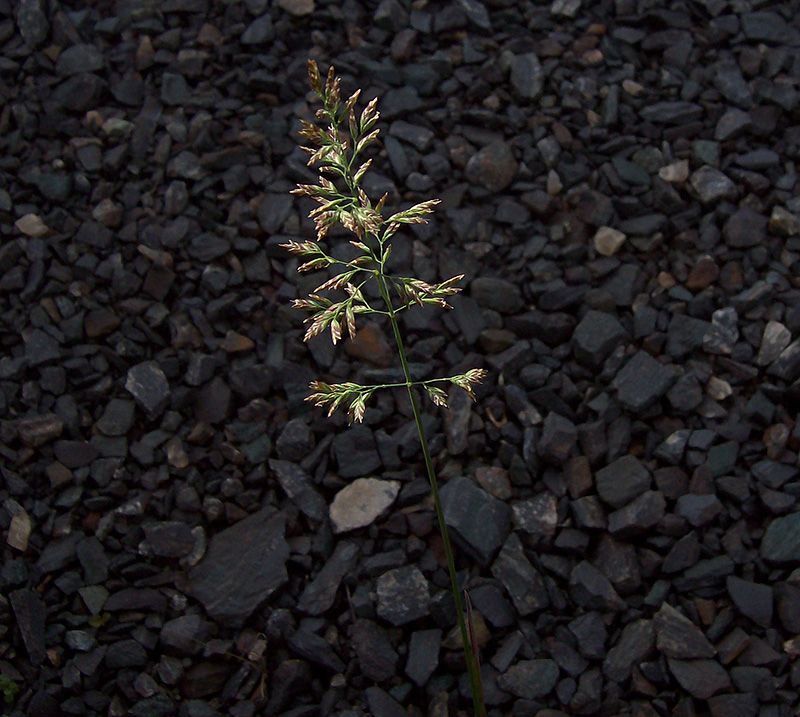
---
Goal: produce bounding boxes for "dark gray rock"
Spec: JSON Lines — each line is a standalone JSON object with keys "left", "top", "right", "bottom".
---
{"left": 510, "top": 53, "right": 543, "bottom": 100}
{"left": 607, "top": 490, "right": 665, "bottom": 537}
{"left": 667, "top": 658, "right": 732, "bottom": 700}
{"left": 761, "top": 513, "right": 800, "bottom": 562}
{"left": 727, "top": 576, "right": 773, "bottom": 628}
{"left": 125, "top": 361, "right": 170, "bottom": 415}
{"left": 364, "top": 686, "right": 406, "bottom": 717}
{"left": 512, "top": 492, "right": 558, "bottom": 539}
{"left": 441, "top": 475, "right": 510, "bottom": 565}
{"left": 160, "top": 614, "right": 210, "bottom": 655}
{"left": 10, "top": 589, "right": 47, "bottom": 665}
{"left": 612, "top": 350, "right": 676, "bottom": 411}
{"left": 654, "top": 602, "right": 715, "bottom": 659}
{"left": 603, "top": 619, "right": 654, "bottom": 683}
{"left": 538, "top": 412, "right": 577, "bottom": 464}
{"left": 490, "top": 533, "right": 549, "bottom": 616}
{"left": 297, "top": 540, "right": 359, "bottom": 615}
{"left": 143, "top": 521, "right": 196, "bottom": 558}
{"left": 723, "top": 207, "right": 768, "bottom": 248}
{"left": 17, "top": 0, "right": 49, "bottom": 48}
{"left": 332, "top": 424, "right": 382, "bottom": 478}
{"left": 95, "top": 399, "right": 136, "bottom": 436}
{"left": 498, "top": 659, "right": 559, "bottom": 699}
{"left": 189, "top": 508, "right": 288, "bottom": 626}
{"left": 376, "top": 565, "right": 429, "bottom": 625}
{"left": 405, "top": 629, "right": 441, "bottom": 687}
{"left": 569, "top": 560, "right": 625, "bottom": 611}
{"left": 56, "top": 44, "right": 104, "bottom": 76}
{"left": 269, "top": 459, "right": 327, "bottom": 522}
{"left": 572, "top": 310, "right": 627, "bottom": 368}
{"left": 675, "top": 493, "right": 723, "bottom": 526}
{"left": 595, "top": 454, "right": 651, "bottom": 509}
{"left": 470, "top": 276, "right": 523, "bottom": 314}
{"left": 105, "top": 639, "right": 148, "bottom": 668}
{"left": 640, "top": 101, "right": 702, "bottom": 124}
{"left": 351, "top": 619, "right": 399, "bottom": 682}
{"left": 288, "top": 628, "right": 345, "bottom": 672}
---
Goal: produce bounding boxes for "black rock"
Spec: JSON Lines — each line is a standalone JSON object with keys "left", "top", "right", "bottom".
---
{"left": 332, "top": 424, "right": 382, "bottom": 478}
{"left": 726, "top": 576, "right": 773, "bottom": 628}
{"left": 375, "top": 565, "right": 429, "bottom": 626}
{"left": 612, "top": 350, "right": 676, "bottom": 411}
{"left": 654, "top": 602, "right": 715, "bottom": 659}
{"left": 10, "top": 589, "right": 47, "bottom": 665}
{"left": 572, "top": 310, "right": 627, "bottom": 368}
{"left": 441, "top": 475, "right": 511, "bottom": 565}
{"left": 189, "top": 508, "right": 289, "bottom": 626}
{"left": 603, "top": 619, "right": 654, "bottom": 683}
{"left": 405, "top": 628, "right": 441, "bottom": 687}
{"left": 297, "top": 540, "right": 359, "bottom": 615}
{"left": 125, "top": 361, "right": 171, "bottom": 416}
{"left": 491, "top": 533, "right": 550, "bottom": 616}
{"left": 595, "top": 454, "right": 651, "bottom": 509}
{"left": 351, "top": 619, "right": 399, "bottom": 682}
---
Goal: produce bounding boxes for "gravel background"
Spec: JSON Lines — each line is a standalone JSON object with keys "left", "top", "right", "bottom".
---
{"left": 2, "top": 0, "right": 800, "bottom": 716}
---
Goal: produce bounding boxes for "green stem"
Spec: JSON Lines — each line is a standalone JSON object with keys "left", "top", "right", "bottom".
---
{"left": 375, "top": 275, "right": 486, "bottom": 717}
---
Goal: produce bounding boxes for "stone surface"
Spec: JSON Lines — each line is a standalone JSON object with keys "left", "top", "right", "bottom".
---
{"left": 441, "top": 475, "right": 510, "bottom": 565}
{"left": 329, "top": 477, "right": 399, "bottom": 533}
{"left": 189, "top": 508, "right": 288, "bottom": 626}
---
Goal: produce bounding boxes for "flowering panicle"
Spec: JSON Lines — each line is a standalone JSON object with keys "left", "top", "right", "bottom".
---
{"left": 283, "top": 60, "right": 488, "bottom": 423}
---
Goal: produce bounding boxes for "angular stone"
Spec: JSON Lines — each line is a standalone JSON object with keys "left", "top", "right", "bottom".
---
{"left": 160, "top": 615, "right": 210, "bottom": 655}
{"left": 572, "top": 310, "right": 627, "bottom": 368}
{"left": 491, "top": 533, "right": 549, "bottom": 616}
{"left": 351, "top": 619, "right": 399, "bottom": 682}
{"left": 603, "top": 619, "right": 654, "bottom": 682}
{"left": 96, "top": 399, "right": 135, "bottom": 436}
{"left": 498, "top": 659, "right": 559, "bottom": 699}
{"left": 329, "top": 477, "right": 399, "bottom": 533}
{"left": 332, "top": 425, "right": 382, "bottom": 478}
{"left": 757, "top": 320, "right": 791, "bottom": 366}
{"left": 56, "top": 44, "right": 104, "bottom": 76}
{"left": 297, "top": 541, "right": 359, "bottom": 615}
{"left": 376, "top": 565, "right": 429, "bottom": 626}
{"left": 761, "top": 513, "right": 800, "bottom": 562}
{"left": 441, "top": 475, "right": 510, "bottom": 565}
{"left": 595, "top": 454, "right": 651, "bottom": 509}
{"left": 17, "top": 0, "right": 49, "bottom": 48}
{"left": 607, "top": 490, "right": 665, "bottom": 536}
{"left": 510, "top": 53, "right": 543, "bottom": 100}
{"left": 17, "top": 413, "right": 63, "bottom": 447}
{"left": 465, "top": 141, "right": 517, "bottom": 193}
{"left": 640, "top": 101, "right": 702, "bottom": 124}
{"left": 125, "top": 361, "right": 170, "bottom": 415}
{"left": 405, "top": 629, "right": 441, "bottom": 687}
{"left": 189, "top": 508, "right": 288, "bottom": 626}
{"left": 538, "top": 413, "right": 577, "bottom": 464}
{"left": 143, "top": 521, "right": 196, "bottom": 558}
{"left": 569, "top": 560, "right": 625, "bottom": 611}
{"left": 10, "top": 589, "right": 47, "bottom": 664}
{"left": 654, "top": 602, "right": 715, "bottom": 659}
{"left": 613, "top": 350, "right": 675, "bottom": 412}
{"left": 512, "top": 492, "right": 558, "bottom": 539}
{"left": 726, "top": 576, "right": 772, "bottom": 628}
{"left": 667, "top": 658, "right": 731, "bottom": 700}
{"left": 470, "top": 276, "right": 523, "bottom": 314}
{"left": 690, "top": 166, "right": 737, "bottom": 203}
{"left": 675, "top": 493, "right": 723, "bottom": 526}
{"left": 270, "top": 459, "right": 328, "bottom": 523}
{"left": 723, "top": 207, "right": 768, "bottom": 248}
{"left": 767, "top": 337, "right": 800, "bottom": 382}
{"left": 24, "top": 329, "right": 61, "bottom": 366}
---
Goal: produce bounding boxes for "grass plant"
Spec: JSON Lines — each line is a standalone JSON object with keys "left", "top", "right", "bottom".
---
{"left": 284, "top": 60, "right": 488, "bottom": 716}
